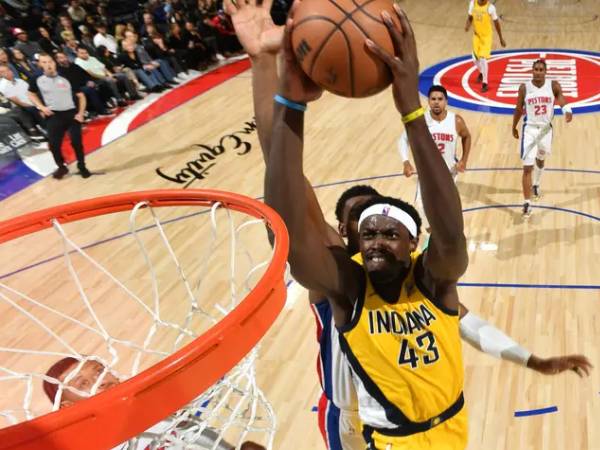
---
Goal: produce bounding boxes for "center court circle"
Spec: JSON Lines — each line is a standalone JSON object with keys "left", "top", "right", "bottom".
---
{"left": 419, "top": 48, "right": 600, "bottom": 115}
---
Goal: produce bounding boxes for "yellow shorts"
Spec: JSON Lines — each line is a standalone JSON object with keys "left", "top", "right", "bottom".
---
{"left": 366, "top": 407, "right": 468, "bottom": 450}
{"left": 472, "top": 35, "right": 492, "bottom": 59}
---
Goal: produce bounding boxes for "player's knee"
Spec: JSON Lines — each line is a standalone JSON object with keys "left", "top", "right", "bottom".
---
{"left": 523, "top": 165, "right": 534, "bottom": 174}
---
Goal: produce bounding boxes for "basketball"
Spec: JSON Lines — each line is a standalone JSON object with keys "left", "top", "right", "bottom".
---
{"left": 290, "top": 0, "right": 401, "bottom": 98}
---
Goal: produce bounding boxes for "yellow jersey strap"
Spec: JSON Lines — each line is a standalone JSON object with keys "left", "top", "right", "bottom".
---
{"left": 361, "top": 393, "right": 465, "bottom": 439}
{"left": 413, "top": 252, "right": 459, "bottom": 316}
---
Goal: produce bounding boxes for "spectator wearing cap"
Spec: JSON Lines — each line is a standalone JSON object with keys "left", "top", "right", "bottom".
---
{"left": 75, "top": 46, "right": 140, "bottom": 103}
{"left": 37, "top": 26, "right": 62, "bottom": 55}
{"left": 28, "top": 53, "right": 91, "bottom": 179}
{"left": 93, "top": 23, "right": 118, "bottom": 55}
{"left": 12, "top": 28, "right": 44, "bottom": 60}
{"left": 0, "top": 48, "right": 19, "bottom": 78}
{"left": 10, "top": 48, "right": 42, "bottom": 82}
{"left": 0, "top": 64, "right": 46, "bottom": 141}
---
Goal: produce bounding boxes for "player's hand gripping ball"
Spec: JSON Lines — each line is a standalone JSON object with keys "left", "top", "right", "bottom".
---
{"left": 290, "top": 0, "right": 401, "bottom": 98}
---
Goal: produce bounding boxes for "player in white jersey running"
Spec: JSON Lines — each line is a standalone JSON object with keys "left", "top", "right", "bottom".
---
{"left": 512, "top": 58, "right": 573, "bottom": 218}
{"left": 398, "top": 85, "right": 471, "bottom": 229}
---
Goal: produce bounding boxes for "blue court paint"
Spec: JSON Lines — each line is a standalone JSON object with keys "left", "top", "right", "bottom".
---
{"left": 311, "top": 406, "right": 318, "bottom": 412}
{"left": 514, "top": 406, "right": 558, "bottom": 417}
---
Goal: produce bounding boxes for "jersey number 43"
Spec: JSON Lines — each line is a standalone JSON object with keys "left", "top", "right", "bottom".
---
{"left": 398, "top": 331, "right": 440, "bottom": 369}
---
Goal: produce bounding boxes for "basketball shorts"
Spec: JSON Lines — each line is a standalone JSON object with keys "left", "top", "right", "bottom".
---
{"left": 317, "top": 393, "right": 365, "bottom": 450}
{"left": 363, "top": 407, "right": 468, "bottom": 450}
{"left": 472, "top": 35, "right": 492, "bottom": 59}
{"left": 520, "top": 123, "right": 553, "bottom": 166}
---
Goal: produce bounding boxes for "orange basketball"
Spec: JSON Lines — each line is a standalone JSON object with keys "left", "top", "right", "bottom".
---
{"left": 290, "top": 0, "right": 400, "bottom": 98}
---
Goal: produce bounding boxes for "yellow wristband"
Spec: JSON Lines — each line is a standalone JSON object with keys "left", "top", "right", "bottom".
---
{"left": 401, "top": 107, "right": 425, "bottom": 124}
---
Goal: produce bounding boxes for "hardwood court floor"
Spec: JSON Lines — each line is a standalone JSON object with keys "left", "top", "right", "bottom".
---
{"left": 1, "top": 0, "right": 600, "bottom": 448}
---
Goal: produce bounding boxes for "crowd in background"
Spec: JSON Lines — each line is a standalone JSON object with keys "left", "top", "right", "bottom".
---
{"left": 0, "top": 0, "right": 267, "bottom": 146}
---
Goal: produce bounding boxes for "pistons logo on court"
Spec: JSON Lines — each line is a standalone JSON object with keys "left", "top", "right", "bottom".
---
{"left": 419, "top": 49, "right": 600, "bottom": 115}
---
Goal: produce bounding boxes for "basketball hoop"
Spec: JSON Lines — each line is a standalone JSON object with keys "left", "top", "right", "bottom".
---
{"left": 0, "top": 190, "right": 289, "bottom": 450}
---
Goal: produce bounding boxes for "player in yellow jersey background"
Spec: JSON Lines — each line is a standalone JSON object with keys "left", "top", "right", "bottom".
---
{"left": 465, "top": 0, "right": 506, "bottom": 92}
{"left": 265, "top": 4, "right": 470, "bottom": 449}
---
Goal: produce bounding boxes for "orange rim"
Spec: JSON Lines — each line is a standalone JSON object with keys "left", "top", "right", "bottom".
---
{"left": 0, "top": 189, "right": 289, "bottom": 450}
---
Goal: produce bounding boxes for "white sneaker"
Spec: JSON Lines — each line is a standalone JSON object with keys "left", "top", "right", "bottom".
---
{"left": 532, "top": 185, "right": 541, "bottom": 201}
{"left": 216, "top": 53, "right": 225, "bottom": 61}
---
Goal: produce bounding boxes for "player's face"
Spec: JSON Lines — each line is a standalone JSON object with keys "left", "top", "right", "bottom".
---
{"left": 338, "top": 195, "right": 372, "bottom": 243}
{"left": 359, "top": 216, "right": 412, "bottom": 284}
{"left": 532, "top": 63, "right": 546, "bottom": 83}
{"left": 58, "top": 360, "right": 120, "bottom": 407}
{"left": 428, "top": 92, "right": 447, "bottom": 115}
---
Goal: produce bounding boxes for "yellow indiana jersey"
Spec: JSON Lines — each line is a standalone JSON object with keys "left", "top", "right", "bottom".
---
{"left": 340, "top": 252, "right": 465, "bottom": 431}
{"left": 469, "top": 0, "right": 496, "bottom": 39}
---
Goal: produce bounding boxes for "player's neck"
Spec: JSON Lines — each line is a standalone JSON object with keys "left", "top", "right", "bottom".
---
{"left": 429, "top": 109, "right": 447, "bottom": 122}
{"left": 370, "top": 268, "right": 410, "bottom": 303}
{"left": 532, "top": 78, "right": 545, "bottom": 88}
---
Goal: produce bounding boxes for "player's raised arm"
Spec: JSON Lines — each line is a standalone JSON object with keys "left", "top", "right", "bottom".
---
{"left": 228, "top": 0, "right": 343, "bottom": 248}
{"left": 552, "top": 80, "right": 573, "bottom": 123}
{"left": 455, "top": 114, "right": 471, "bottom": 172}
{"left": 512, "top": 83, "right": 526, "bottom": 139}
{"left": 264, "top": 15, "right": 359, "bottom": 323}
{"left": 367, "top": 6, "right": 467, "bottom": 282}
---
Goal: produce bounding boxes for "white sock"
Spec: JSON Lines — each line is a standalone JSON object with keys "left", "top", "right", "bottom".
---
{"left": 480, "top": 58, "right": 489, "bottom": 83}
{"left": 533, "top": 165, "right": 544, "bottom": 186}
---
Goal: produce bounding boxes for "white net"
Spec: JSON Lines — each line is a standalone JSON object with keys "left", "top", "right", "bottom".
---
{"left": 0, "top": 195, "right": 284, "bottom": 449}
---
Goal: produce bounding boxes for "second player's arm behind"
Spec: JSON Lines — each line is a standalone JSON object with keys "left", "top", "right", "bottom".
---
{"left": 456, "top": 115, "right": 471, "bottom": 172}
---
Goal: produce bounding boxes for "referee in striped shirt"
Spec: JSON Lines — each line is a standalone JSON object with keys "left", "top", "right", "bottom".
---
{"left": 28, "top": 53, "right": 91, "bottom": 179}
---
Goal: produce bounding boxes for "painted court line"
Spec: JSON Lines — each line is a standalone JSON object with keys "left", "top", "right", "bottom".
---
{"left": 514, "top": 406, "right": 558, "bottom": 417}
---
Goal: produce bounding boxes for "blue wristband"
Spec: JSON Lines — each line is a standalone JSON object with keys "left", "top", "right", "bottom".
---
{"left": 274, "top": 94, "right": 307, "bottom": 112}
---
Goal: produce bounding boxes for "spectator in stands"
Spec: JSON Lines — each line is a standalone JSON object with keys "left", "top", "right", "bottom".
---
{"left": 145, "top": 29, "right": 187, "bottom": 75}
{"left": 123, "top": 30, "right": 180, "bottom": 85}
{"left": 12, "top": 28, "right": 44, "bottom": 60}
{"left": 68, "top": 0, "right": 88, "bottom": 26}
{"left": 38, "top": 27, "right": 62, "bottom": 55}
{"left": 28, "top": 53, "right": 91, "bottom": 179}
{"left": 114, "top": 24, "right": 128, "bottom": 49}
{"left": 206, "top": 11, "right": 241, "bottom": 57}
{"left": 140, "top": 12, "right": 168, "bottom": 38}
{"left": 56, "top": 15, "right": 81, "bottom": 41}
{"left": 96, "top": 45, "right": 146, "bottom": 94}
{"left": 75, "top": 46, "right": 140, "bottom": 102}
{"left": 167, "top": 23, "right": 208, "bottom": 71}
{"left": 55, "top": 51, "right": 113, "bottom": 117}
{"left": 0, "top": 48, "right": 19, "bottom": 78}
{"left": 0, "top": 64, "right": 46, "bottom": 141}
{"left": 93, "top": 23, "right": 118, "bottom": 55}
{"left": 118, "top": 40, "right": 167, "bottom": 93}
{"left": 11, "top": 48, "right": 42, "bottom": 82}
{"left": 184, "top": 21, "right": 218, "bottom": 64}
{"left": 79, "top": 25, "right": 98, "bottom": 52}
{"left": 41, "top": 11, "right": 58, "bottom": 37}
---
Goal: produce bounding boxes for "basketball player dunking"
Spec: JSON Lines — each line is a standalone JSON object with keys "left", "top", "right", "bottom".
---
{"left": 464, "top": 0, "right": 506, "bottom": 93}
{"left": 399, "top": 85, "right": 471, "bottom": 229}
{"left": 266, "top": 5, "right": 476, "bottom": 447}
{"left": 227, "top": 1, "right": 592, "bottom": 448}
{"left": 512, "top": 59, "right": 573, "bottom": 218}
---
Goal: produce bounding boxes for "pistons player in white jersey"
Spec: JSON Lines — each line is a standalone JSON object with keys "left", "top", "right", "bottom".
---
{"left": 398, "top": 85, "right": 471, "bottom": 228}
{"left": 512, "top": 58, "right": 573, "bottom": 217}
